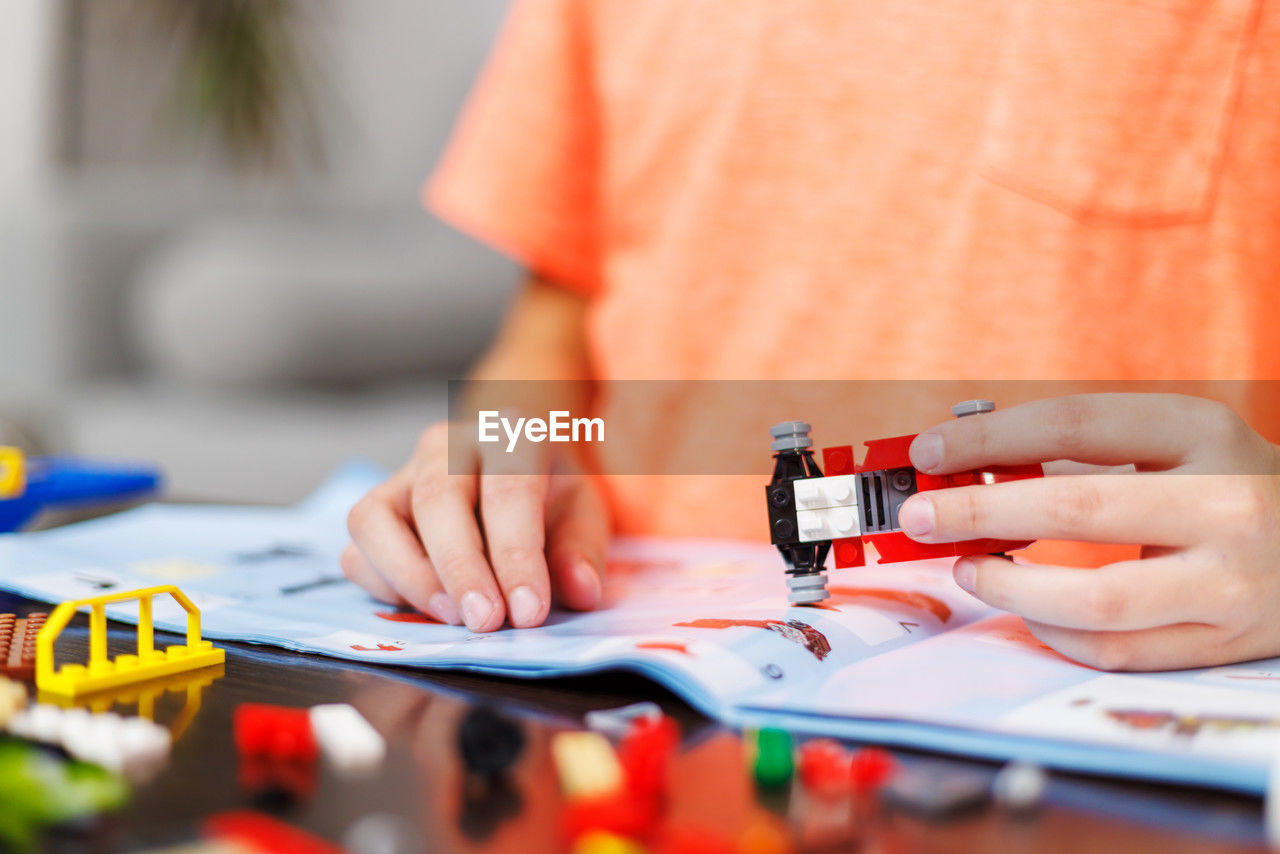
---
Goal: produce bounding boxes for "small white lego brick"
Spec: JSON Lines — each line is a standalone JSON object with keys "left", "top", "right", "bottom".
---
{"left": 6, "top": 703, "right": 171, "bottom": 782}
{"left": 552, "top": 731, "right": 624, "bottom": 799}
{"left": 309, "top": 703, "right": 387, "bottom": 774}
{"left": 795, "top": 507, "right": 861, "bottom": 542}
{"left": 992, "top": 761, "right": 1047, "bottom": 812}
{"left": 584, "top": 701, "right": 662, "bottom": 738}
{"left": 793, "top": 475, "right": 860, "bottom": 511}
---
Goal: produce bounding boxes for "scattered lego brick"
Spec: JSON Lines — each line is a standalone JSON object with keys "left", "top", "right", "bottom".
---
{"left": 618, "top": 714, "right": 678, "bottom": 801}
{"left": 6, "top": 704, "right": 171, "bottom": 783}
{"left": 457, "top": 705, "right": 525, "bottom": 778}
{"left": 750, "top": 728, "right": 795, "bottom": 789}
{"left": 204, "top": 810, "right": 344, "bottom": 854}
{"left": 992, "top": 761, "right": 1048, "bottom": 812}
{"left": 880, "top": 765, "right": 990, "bottom": 820}
{"left": 585, "top": 701, "right": 663, "bottom": 738}
{"left": 554, "top": 731, "right": 626, "bottom": 800}
{"left": 234, "top": 703, "right": 320, "bottom": 806}
{"left": 560, "top": 791, "right": 659, "bottom": 845}
{"left": 797, "top": 739, "right": 851, "bottom": 797}
{"left": 735, "top": 816, "right": 794, "bottom": 854}
{"left": 37, "top": 587, "right": 223, "bottom": 698}
{"left": 0, "top": 613, "right": 44, "bottom": 681}
{"left": 849, "top": 747, "right": 896, "bottom": 793}
{"left": 572, "top": 829, "right": 647, "bottom": 854}
{"left": 309, "top": 703, "right": 386, "bottom": 774}
{"left": 234, "top": 704, "right": 318, "bottom": 762}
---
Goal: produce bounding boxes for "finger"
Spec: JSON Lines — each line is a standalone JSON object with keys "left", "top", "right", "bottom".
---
{"left": 347, "top": 489, "right": 462, "bottom": 625}
{"left": 909, "top": 394, "right": 1234, "bottom": 474}
{"left": 339, "top": 543, "right": 406, "bottom": 607}
{"left": 545, "top": 474, "right": 610, "bottom": 611}
{"left": 478, "top": 473, "right": 553, "bottom": 628}
{"left": 952, "top": 552, "right": 1207, "bottom": 631}
{"left": 411, "top": 467, "right": 506, "bottom": 633}
{"left": 898, "top": 474, "right": 1206, "bottom": 546}
{"left": 1040, "top": 461, "right": 1137, "bottom": 476}
{"left": 1023, "top": 619, "right": 1236, "bottom": 671}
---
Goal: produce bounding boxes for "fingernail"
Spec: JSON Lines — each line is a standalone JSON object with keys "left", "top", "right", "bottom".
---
{"left": 954, "top": 558, "right": 977, "bottom": 594}
{"left": 912, "top": 431, "right": 944, "bottom": 472}
{"left": 897, "top": 496, "right": 935, "bottom": 538}
{"left": 428, "top": 593, "right": 462, "bottom": 626}
{"left": 508, "top": 586, "right": 543, "bottom": 628}
{"left": 461, "top": 591, "right": 496, "bottom": 631}
{"left": 575, "top": 560, "right": 602, "bottom": 607}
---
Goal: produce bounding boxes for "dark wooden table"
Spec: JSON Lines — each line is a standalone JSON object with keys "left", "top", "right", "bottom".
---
{"left": 1, "top": 590, "right": 1269, "bottom": 853}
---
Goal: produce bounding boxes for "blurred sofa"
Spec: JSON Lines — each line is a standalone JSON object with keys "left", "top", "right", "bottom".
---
{"left": 0, "top": 0, "right": 519, "bottom": 503}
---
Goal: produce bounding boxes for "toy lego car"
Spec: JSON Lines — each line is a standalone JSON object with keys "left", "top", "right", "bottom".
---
{"left": 766, "top": 400, "right": 1043, "bottom": 604}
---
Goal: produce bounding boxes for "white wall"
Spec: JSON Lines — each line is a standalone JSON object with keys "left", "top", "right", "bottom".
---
{"left": 0, "top": 0, "right": 58, "bottom": 200}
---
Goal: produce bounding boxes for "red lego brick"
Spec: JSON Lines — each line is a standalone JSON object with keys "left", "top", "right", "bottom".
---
{"left": 0, "top": 613, "right": 45, "bottom": 681}
{"left": 234, "top": 703, "right": 318, "bottom": 762}
{"left": 821, "top": 446, "right": 855, "bottom": 476}
{"left": 850, "top": 747, "right": 896, "bottom": 792}
{"left": 204, "top": 810, "right": 344, "bottom": 854}
{"left": 561, "top": 790, "right": 662, "bottom": 843}
{"left": 238, "top": 753, "right": 318, "bottom": 802}
{"left": 856, "top": 435, "right": 916, "bottom": 473}
{"left": 831, "top": 537, "right": 865, "bottom": 569}
{"left": 798, "top": 738, "right": 851, "bottom": 797}
{"left": 619, "top": 715, "right": 679, "bottom": 801}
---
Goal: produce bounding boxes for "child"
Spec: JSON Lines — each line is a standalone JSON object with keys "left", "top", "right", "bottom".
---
{"left": 342, "top": 1, "right": 1280, "bottom": 670}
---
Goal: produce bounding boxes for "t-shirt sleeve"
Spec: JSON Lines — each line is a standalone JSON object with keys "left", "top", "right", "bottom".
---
{"left": 425, "top": 0, "right": 601, "bottom": 297}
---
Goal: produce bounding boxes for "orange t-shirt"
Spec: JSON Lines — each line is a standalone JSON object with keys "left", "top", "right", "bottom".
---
{"left": 428, "top": 0, "right": 1280, "bottom": 541}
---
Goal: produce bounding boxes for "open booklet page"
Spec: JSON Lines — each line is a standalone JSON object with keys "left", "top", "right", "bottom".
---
{"left": 1, "top": 461, "right": 1277, "bottom": 795}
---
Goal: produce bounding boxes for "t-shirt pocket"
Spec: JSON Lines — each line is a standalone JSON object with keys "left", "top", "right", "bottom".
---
{"left": 978, "top": 0, "right": 1260, "bottom": 225}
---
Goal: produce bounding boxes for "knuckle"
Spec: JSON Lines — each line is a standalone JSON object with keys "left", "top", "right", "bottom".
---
{"left": 411, "top": 471, "right": 456, "bottom": 506}
{"left": 1197, "top": 399, "right": 1249, "bottom": 448}
{"left": 1049, "top": 483, "right": 1103, "bottom": 533}
{"left": 1217, "top": 480, "right": 1276, "bottom": 540}
{"left": 1079, "top": 579, "right": 1128, "bottom": 627}
{"left": 1048, "top": 396, "right": 1093, "bottom": 456}
{"left": 483, "top": 475, "right": 542, "bottom": 504}
{"left": 432, "top": 546, "right": 480, "bottom": 580}
{"left": 953, "top": 489, "right": 985, "bottom": 534}
{"left": 490, "top": 544, "right": 540, "bottom": 569}
{"left": 1211, "top": 573, "right": 1250, "bottom": 621}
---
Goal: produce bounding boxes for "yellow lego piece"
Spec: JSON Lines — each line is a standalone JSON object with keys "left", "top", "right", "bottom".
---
{"left": 36, "top": 585, "right": 225, "bottom": 698}
{"left": 551, "top": 731, "right": 625, "bottom": 800}
{"left": 571, "top": 831, "right": 646, "bottom": 854}
{"left": 0, "top": 447, "right": 25, "bottom": 498}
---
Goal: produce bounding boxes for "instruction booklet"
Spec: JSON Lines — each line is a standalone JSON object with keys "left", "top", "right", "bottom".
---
{"left": 1, "top": 461, "right": 1278, "bottom": 795}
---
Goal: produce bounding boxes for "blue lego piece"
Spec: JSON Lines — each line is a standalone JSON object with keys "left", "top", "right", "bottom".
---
{"left": 0, "top": 457, "right": 162, "bottom": 532}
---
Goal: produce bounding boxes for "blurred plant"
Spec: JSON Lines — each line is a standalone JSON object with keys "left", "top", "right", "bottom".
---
{"left": 141, "top": 0, "right": 324, "bottom": 169}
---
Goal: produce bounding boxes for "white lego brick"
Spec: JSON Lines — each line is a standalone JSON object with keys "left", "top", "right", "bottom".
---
{"left": 793, "top": 475, "right": 860, "bottom": 510}
{"left": 7, "top": 703, "right": 171, "bottom": 782}
{"left": 796, "top": 507, "right": 861, "bottom": 542}
{"left": 309, "top": 703, "right": 387, "bottom": 774}
{"left": 584, "top": 701, "right": 662, "bottom": 738}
